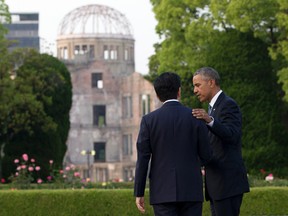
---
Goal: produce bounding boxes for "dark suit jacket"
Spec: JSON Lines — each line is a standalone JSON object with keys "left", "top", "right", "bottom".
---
{"left": 205, "top": 92, "right": 250, "bottom": 201}
{"left": 134, "top": 101, "right": 212, "bottom": 205}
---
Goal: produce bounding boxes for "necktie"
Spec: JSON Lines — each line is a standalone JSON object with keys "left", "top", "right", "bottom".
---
{"left": 208, "top": 105, "right": 212, "bottom": 115}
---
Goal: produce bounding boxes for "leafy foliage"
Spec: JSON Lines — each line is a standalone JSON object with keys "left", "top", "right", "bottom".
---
{"left": 149, "top": 0, "right": 288, "bottom": 177}
{"left": 1, "top": 49, "right": 72, "bottom": 181}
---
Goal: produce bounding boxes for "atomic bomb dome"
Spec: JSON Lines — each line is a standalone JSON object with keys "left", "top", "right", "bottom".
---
{"left": 58, "top": 4, "right": 158, "bottom": 183}
{"left": 57, "top": 4, "right": 133, "bottom": 39}
{"left": 56, "top": 4, "right": 135, "bottom": 66}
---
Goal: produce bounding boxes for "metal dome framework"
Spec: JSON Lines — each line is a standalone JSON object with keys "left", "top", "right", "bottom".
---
{"left": 57, "top": 4, "right": 134, "bottom": 39}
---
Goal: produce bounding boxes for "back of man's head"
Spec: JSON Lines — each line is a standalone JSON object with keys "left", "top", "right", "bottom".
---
{"left": 154, "top": 72, "right": 181, "bottom": 102}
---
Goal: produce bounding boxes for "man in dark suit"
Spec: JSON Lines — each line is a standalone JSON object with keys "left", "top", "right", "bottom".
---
{"left": 134, "top": 72, "right": 212, "bottom": 216}
{"left": 192, "top": 67, "right": 250, "bottom": 216}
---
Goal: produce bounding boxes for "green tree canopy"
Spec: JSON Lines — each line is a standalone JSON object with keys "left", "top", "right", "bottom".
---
{"left": 149, "top": 0, "right": 288, "bottom": 177}
{"left": 0, "top": 0, "right": 11, "bottom": 76}
{"left": 209, "top": 0, "right": 288, "bottom": 102}
{"left": 1, "top": 49, "right": 72, "bottom": 181}
{"left": 0, "top": 1, "right": 72, "bottom": 181}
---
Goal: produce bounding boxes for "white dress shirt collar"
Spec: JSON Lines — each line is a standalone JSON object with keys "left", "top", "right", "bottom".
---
{"left": 163, "top": 99, "right": 179, "bottom": 104}
{"left": 209, "top": 90, "right": 222, "bottom": 107}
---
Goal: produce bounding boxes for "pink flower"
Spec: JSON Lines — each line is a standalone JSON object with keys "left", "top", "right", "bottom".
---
{"left": 1, "top": 178, "right": 6, "bottom": 183}
{"left": 35, "top": 166, "right": 41, "bottom": 171}
{"left": 74, "top": 172, "right": 80, "bottom": 177}
{"left": 49, "top": 160, "right": 53, "bottom": 164}
{"left": 22, "top": 154, "right": 29, "bottom": 161}
{"left": 31, "top": 158, "right": 35, "bottom": 163}
{"left": 65, "top": 166, "right": 71, "bottom": 171}
{"left": 265, "top": 173, "right": 274, "bottom": 181}
{"left": 15, "top": 172, "right": 19, "bottom": 176}
{"left": 16, "top": 166, "right": 21, "bottom": 171}
{"left": 47, "top": 176, "right": 52, "bottom": 181}
{"left": 37, "top": 178, "right": 43, "bottom": 184}
{"left": 14, "top": 159, "right": 19, "bottom": 164}
{"left": 201, "top": 169, "right": 205, "bottom": 176}
{"left": 59, "top": 169, "right": 64, "bottom": 174}
{"left": 21, "top": 165, "right": 26, "bottom": 169}
{"left": 28, "top": 166, "right": 34, "bottom": 172}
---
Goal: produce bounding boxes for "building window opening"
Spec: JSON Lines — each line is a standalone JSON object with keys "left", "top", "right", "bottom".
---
{"left": 63, "top": 47, "right": 68, "bottom": 59}
{"left": 82, "top": 169, "right": 89, "bottom": 179}
{"left": 124, "top": 167, "right": 134, "bottom": 181}
{"left": 110, "top": 45, "right": 118, "bottom": 60}
{"left": 93, "top": 105, "right": 106, "bottom": 126}
{"left": 141, "top": 94, "right": 150, "bottom": 116}
{"left": 94, "top": 142, "right": 106, "bottom": 162}
{"left": 74, "top": 45, "right": 80, "bottom": 55}
{"left": 124, "top": 48, "right": 129, "bottom": 60}
{"left": 122, "top": 96, "right": 132, "bottom": 118}
{"left": 82, "top": 45, "right": 88, "bottom": 54}
{"left": 104, "top": 45, "right": 109, "bottom": 60}
{"left": 96, "top": 168, "right": 108, "bottom": 182}
{"left": 92, "top": 73, "right": 103, "bottom": 89}
{"left": 123, "top": 134, "right": 132, "bottom": 156}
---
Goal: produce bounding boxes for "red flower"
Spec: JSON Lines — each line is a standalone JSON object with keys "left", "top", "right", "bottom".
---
{"left": 260, "top": 168, "right": 266, "bottom": 174}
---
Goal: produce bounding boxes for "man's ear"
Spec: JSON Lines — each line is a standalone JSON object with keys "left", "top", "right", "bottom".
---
{"left": 208, "top": 79, "right": 215, "bottom": 88}
{"left": 177, "top": 87, "right": 181, "bottom": 99}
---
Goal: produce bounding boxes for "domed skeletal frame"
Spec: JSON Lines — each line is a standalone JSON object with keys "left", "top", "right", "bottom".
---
{"left": 57, "top": 4, "right": 133, "bottom": 39}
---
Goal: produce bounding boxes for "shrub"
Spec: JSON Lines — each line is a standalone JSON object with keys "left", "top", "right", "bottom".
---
{"left": 0, "top": 187, "right": 287, "bottom": 215}
{"left": 8, "top": 153, "right": 84, "bottom": 189}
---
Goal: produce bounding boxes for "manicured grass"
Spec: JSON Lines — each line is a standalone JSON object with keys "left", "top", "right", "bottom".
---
{"left": 0, "top": 187, "right": 287, "bottom": 215}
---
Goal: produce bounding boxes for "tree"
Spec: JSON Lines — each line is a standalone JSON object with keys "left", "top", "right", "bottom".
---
{"left": 0, "top": 1, "right": 72, "bottom": 181}
{"left": 0, "top": 0, "right": 11, "bottom": 81}
{"left": 0, "top": 0, "right": 12, "bottom": 179}
{"left": 1, "top": 49, "right": 72, "bottom": 181}
{"left": 208, "top": 0, "right": 288, "bottom": 102}
{"left": 149, "top": 0, "right": 288, "bottom": 176}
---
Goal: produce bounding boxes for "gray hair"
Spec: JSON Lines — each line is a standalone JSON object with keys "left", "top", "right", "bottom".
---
{"left": 193, "top": 67, "right": 220, "bottom": 86}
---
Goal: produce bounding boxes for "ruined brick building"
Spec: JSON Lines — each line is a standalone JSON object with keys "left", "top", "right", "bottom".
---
{"left": 56, "top": 4, "right": 159, "bottom": 182}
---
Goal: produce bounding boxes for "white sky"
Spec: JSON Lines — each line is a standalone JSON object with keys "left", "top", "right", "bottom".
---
{"left": 5, "top": 0, "right": 159, "bottom": 74}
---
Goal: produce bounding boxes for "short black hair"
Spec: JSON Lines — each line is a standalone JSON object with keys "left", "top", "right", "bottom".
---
{"left": 153, "top": 72, "right": 181, "bottom": 102}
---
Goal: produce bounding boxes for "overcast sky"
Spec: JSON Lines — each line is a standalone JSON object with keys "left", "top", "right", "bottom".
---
{"left": 5, "top": 0, "right": 159, "bottom": 74}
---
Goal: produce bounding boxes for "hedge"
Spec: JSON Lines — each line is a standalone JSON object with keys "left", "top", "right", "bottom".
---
{"left": 0, "top": 187, "right": 287, "bottom": 215}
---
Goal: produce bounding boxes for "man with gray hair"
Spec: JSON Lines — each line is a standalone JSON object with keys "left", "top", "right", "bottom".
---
{"left": 192, "top": 67, "right": 250, "bottom": 216}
